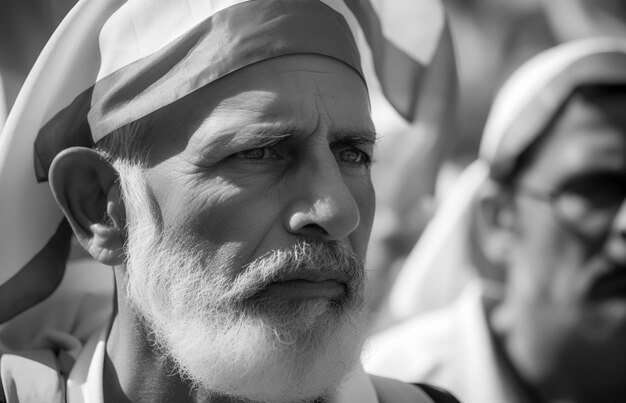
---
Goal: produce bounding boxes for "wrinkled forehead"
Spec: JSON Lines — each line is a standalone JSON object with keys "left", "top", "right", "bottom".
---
{"left": 144, "top": 54, "right": 373, "bottom": 161}
{"left": 149, "top": 53, "right": 370, "bottom": 119}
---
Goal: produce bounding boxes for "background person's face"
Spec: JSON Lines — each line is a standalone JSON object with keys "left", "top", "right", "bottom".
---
{"left": 498, "top": 91, "right": 626, "bottom": 399}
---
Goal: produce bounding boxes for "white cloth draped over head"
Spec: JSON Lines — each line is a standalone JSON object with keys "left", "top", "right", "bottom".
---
{"left": 0, "top": 0, "right": 455, "bottom": 351}
{"left": 388, "top": 37, "right": 626, "bottom": 321}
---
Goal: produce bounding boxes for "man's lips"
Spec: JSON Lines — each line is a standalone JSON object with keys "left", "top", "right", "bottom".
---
{"left": 589, "top": 268, "right": 626, "bottom": 302}
{"left": 259, "top": 271, "right": 349, "bottom": 299}
{"left": 263, "top": 280, "right": 346, "bottom": 299}
{"left": 278, "top": 270, "right": 349, "bottom": 284}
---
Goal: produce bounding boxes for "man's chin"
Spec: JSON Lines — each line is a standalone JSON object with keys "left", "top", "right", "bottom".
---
{"left": 158, "top": 302, "right": 366, "bottom": 403}
{"left": 242, "top": 294, "right": 351, "bottom": 332}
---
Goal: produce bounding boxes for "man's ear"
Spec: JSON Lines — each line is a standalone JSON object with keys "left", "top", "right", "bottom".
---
{"left": 49, "top": 147, "right": 125, "bottom": 266}
{"left": 475, "top": 180, "right": 516, "bottom": 269}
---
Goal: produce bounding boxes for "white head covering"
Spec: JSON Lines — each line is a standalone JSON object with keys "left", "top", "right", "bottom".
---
{"left": 388, "top": 37, "right": 626, "bottom": 320}
{"left": 0, "top": 0, "right": 455, "bottom": 350}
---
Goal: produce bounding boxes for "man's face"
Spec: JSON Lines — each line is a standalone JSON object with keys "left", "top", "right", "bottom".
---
{"left": 120, "top": 54, "right": 376, "bottom": 402}
{"left": 498, "top": 90, "right": 626, "bottom": 399}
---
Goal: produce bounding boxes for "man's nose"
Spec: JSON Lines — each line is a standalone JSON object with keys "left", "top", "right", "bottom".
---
{"left": 286, "top": 157, "right": 360, "bottom": 241}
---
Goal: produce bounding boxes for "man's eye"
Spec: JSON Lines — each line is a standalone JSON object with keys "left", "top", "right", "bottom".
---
{"left": 235, "top": 148, "right": 277, "bottom": 160}
{"left": 337, "top": 148, "right": 371, "bottom": 165}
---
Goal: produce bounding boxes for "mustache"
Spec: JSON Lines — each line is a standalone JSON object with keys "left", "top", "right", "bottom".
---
{"left": 220, "top": 240, "right": 365, "bottom": 303}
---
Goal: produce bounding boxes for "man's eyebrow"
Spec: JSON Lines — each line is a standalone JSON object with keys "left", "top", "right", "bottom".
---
{"left": 205, "top": 126, "right": 378, "bottom": 149}
{"left": 204, "top": 127, "right": 292, "bottom": 151}
{"left": 333, "top": 128, "right": 379, "bottom": 146}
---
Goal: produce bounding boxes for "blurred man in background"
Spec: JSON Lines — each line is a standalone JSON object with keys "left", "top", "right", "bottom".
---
{"left": 365, "top": 38, "right": 626, "bottom": 403}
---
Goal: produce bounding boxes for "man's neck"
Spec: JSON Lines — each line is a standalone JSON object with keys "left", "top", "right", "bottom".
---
{"left": 103, "top": 294, "right": 202, "bottom": 403}
{"left": 483, "top": 297, "right": 551, "bottom": 403}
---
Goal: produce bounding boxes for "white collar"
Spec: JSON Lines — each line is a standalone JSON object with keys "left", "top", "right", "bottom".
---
{"left": 330, "top": 365, "right": 379, "bottom": 403}
{"left": 66, "top": 325, "right": 107, "bottom": 403}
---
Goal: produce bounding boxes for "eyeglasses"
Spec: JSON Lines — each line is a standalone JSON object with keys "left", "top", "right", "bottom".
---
{"left": 515, "top": 172, "right": 626, "bottom": 237}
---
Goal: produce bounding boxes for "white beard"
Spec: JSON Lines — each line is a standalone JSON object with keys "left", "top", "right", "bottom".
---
{"left": 119, "top": 166, "right": 367, "bottom": 403}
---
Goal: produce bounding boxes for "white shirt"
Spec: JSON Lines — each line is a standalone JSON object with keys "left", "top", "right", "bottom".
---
{"left": 364, "top": 281, "right": 522, "bottom": 403}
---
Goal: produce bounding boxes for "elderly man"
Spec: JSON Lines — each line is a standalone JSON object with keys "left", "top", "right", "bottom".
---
{"left": 365, "top": 38, "right": 626, "bottom": 403}
{"left": 0, "top": 0, "right": 458, "bottom": 402}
